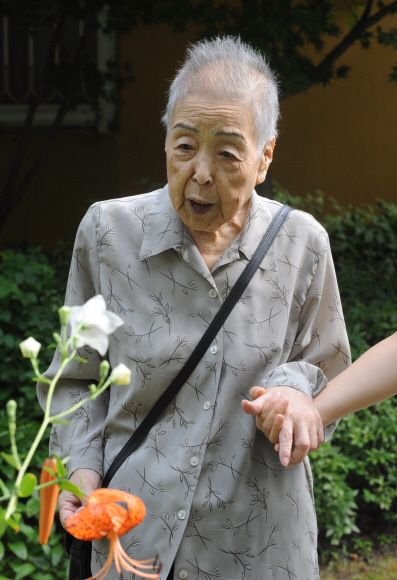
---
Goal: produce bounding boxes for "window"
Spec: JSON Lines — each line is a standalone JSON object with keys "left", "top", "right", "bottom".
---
{"left": 0, "top": 13, "right": 115, "bottom": 133}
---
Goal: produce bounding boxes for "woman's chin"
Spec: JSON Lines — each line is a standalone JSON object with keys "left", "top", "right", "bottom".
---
{"left": 184, "top": 213, "right": 221, "bottom": 233}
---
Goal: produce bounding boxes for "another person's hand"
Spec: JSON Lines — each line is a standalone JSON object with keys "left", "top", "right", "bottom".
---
{"left": 241, "top": 388, "right": 287, "bottom": 443}
{"left": 58, "top": 468, "right": 102, "bottom": 527}
{"left": 241, "top": 386, "right": 324, "bottom": 467}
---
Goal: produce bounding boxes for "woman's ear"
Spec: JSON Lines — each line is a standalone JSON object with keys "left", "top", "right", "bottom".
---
{"left": 256, "top": 138, "right": 275, "bottom": 185}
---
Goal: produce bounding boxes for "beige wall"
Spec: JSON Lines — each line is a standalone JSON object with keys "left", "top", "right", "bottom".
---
{"left": 118, "top": 21, "right": 397, "bottom": 208}
{"left": 1, "top": 17, "right": 396, "bottom": 249}
{"left": 117, "top": 25, "right": 192, "bottom": 196}
{"left": 272, "top": 33, "right": 397, "bottom": 207}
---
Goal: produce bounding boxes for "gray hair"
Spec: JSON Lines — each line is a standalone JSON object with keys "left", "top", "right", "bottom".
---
{"left": 162, "top": 36, "right": 280, "bottom": 150}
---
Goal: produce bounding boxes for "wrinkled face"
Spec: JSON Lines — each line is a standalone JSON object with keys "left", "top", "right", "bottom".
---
{"left": 166, "top": 94, "right": 274, "bottom": 233}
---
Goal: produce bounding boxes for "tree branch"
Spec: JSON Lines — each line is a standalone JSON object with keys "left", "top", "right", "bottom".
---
{"left": 281, "top": 0, "right": 397, "bottom": 100}
{"left": 316, "top": 0, "right": 397, "bottom": 75}
{"left": 361, "top": 0, "right": 374, "bottom": 22}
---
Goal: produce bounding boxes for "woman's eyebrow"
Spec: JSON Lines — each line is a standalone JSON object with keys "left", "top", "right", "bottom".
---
{"left": 173, "top": 123, "right": 199, "bottom": 133}
{"left": 172, "top": 124, "right": 246, "bottom": 143}
{"left": 215, "top": 131, "right": 246, "bottom": 142}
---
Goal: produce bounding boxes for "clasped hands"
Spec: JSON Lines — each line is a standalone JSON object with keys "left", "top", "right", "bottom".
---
{"left": 241, "top": 386, "right": 324, "bottom": 467}
{"left": 59, "top": 386, "right": 323, "bottom": 526}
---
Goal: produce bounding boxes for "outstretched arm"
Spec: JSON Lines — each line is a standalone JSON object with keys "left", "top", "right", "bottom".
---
{"left": 244, "top": 333, "right": 397, "bottom": 464}
{"left": 314, "top": 332, "right": 397, "bottom": 426}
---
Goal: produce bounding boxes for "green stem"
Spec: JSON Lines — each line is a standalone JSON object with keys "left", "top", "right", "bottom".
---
{"left": 7, "top": 409, "right": 21, "bottom": 471}
{"left": 5, "top": 323, "right": 89, "bottom": 521}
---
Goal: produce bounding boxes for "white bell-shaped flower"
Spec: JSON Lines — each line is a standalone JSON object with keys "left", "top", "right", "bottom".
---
{"left": 69, "top": 295, "right": 123, "bottom": 356}
{"left": 20, "top": 337, "right": 41, "bottom": 359}
{"left": 111, "top": 363, "right": 131, "bottom": 385}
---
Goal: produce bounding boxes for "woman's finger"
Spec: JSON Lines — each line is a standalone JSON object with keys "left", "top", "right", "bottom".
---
{"left": 259, "top": 397, "right": 289, "bottom": 438}
{"left": 278, "top": 417, "right": 294, "bottom": 467}
{"left": 268, "top": 414, "right": 284, "bottom": 444}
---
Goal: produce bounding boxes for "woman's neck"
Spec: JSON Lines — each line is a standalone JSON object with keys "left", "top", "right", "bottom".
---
{"left": 187, "top": 202, "right": 249, "bottom": 271}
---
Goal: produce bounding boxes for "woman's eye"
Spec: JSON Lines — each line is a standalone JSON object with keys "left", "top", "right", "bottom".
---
{"left": 221, "top": 151, "right": 236, "bottom": 159}
{"left": 178, "top": 143, "right": 192, "bottom": 151}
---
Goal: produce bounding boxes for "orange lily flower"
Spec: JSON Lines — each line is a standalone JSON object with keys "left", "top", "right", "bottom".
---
{"left": 39, "top": 458, "right": 60, "bottom": 545}
{"left": 65, "top": 488, "right": 160, "bottom": 580}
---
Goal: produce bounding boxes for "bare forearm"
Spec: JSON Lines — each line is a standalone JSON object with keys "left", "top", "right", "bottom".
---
{"left": 314, "top": 333, "right": 397, "bottom": 425}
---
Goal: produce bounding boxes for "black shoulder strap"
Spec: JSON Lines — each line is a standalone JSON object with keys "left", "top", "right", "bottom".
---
{"left": 103, "top": 204, "right": 293, "bottom": 488}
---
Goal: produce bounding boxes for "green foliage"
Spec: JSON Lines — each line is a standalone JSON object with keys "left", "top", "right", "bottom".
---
{"left": 0, "top": 486, "right": 68, "bottom": 580}
{"left": 0, "top": 248, "right": 69, "bottom": 580}
{"left": 274, "top": 185, "right": 397, "bottom": 555}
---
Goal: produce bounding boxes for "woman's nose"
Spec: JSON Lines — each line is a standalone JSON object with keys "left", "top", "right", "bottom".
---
{"left": 192, "top": 153, "right": 213, "bottom": 186}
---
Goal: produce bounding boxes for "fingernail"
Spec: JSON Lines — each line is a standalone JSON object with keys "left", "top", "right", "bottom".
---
{"left": 281, "top": 457, "right": 289, "bottom": 466}
{"left": 275, "top": 392, "right": 282, "bottom": 399}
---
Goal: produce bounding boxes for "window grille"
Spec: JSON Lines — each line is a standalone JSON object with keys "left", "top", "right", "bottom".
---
{"left": 0, "top": 14, "right": 115, "bottom": 133}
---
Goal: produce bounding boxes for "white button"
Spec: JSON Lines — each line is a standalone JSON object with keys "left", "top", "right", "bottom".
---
{"left": 203, "top": 401, "right": 211, "bottom": 410}
{"left": 210, "top": 345, "right": 218, "bottom": 355}
{"left": 178, "top": 509, "right": 187, "bottom": 520}
{"left": 208, "top": 288, "right": 217, "bottom": 298}
{"left": 179, "top": 571, "right": 188, "bottom": 580}
{"left": 190, "top": 456, "right": 199, "bottom": 466}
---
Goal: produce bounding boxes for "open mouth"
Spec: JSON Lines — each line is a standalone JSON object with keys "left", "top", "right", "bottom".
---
{"left": 187, "top": 199, "right": 214, "bottom": 215}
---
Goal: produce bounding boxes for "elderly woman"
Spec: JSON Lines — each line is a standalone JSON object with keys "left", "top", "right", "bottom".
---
{"left": 38, "top": 37, "right": 349, "bottom": 580}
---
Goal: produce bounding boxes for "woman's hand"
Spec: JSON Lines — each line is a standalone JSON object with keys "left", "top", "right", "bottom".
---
{"left": 242, "top": 386, "right": 324, "bottom": 467}
{"left": 241, "top": 388, "right": 288, "bottom": 444}
{"left": 58, "top": 468, "right": 102, "bottom": 528}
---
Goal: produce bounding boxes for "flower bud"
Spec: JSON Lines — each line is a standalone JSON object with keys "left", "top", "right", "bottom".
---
{"left": 6, "top": 399, "right": 17, "bottom": 417}
{"left": 6, "top": 400, "right": 17, "bottom": 434}
{"left": 99, "top": 360, "right": 110, "bottom": 380}
{"left": 110, "top": 363, "right": 131, "bottom": 385}
{"left": 39, "top": 458, "right": 59, "bottom": 545}
{"left": 58, "top": 305, "right": 71, "bottom": 326}
{"left": 20, "top": 337, "right": 41, "bottom": 359}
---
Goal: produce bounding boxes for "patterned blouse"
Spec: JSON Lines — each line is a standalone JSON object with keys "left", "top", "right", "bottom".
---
{"left": 38, "top": 185, "right": 350, "bottom": 580}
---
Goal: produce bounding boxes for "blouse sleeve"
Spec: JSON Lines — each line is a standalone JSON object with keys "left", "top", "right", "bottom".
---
{"left": 260, "top": 237, "right": 350, "bottom": 441}
{"left": 36, "top": 205, "right": 109, "bottom": 477}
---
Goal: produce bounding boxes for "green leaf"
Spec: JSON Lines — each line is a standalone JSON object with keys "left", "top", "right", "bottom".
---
{"left": 51, "top": 543, "right": 64, "bottom": 567}
{"left": 0, "top": 541, "right": 4, "bottom": 561}
{"left": 25, "top": 495, "right": 40, "bottom": 518}
{"left": 41, "top": 544, "right": 51, "bottom": 558}
{"left": 0, "top": 452, "right": 19, "bottom": 469}
{"left": 43, "top": 466, "right": 57, "bottom": 478}
{"left": 7, "top": 513, "right": 22, "bottom": 532}
{"left": 11, "top": 563, "right": 36, "bottom": 580}
{"left": 0, "top": 576, "right": 13, "bottom": 580}
{"left": 0, "top": 511, "right": 7, "bottom": 539}
{"left": 54, "top": 456, "right": 67, "bottom": 478}
{"left": 8, "top": 541, "right": 28, "bottom": 560}
{"left": 19, "top": 473, "right": 37, "bottom": 497}
{"left": 58, "top": 480, "right": 84, "bottom": 499}
{"left": 19, "top": 522, "right": 37, "bottom": 543}
{"left": 72, "top": 357, "right": 88, "bottom": 364}
{"left": 0, "top": 479, "right": 10, "bottom": 498}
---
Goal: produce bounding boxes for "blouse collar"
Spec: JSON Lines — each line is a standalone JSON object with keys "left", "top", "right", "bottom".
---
{"left": 139, "top": 184, "right": 278, "bottom": 272}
